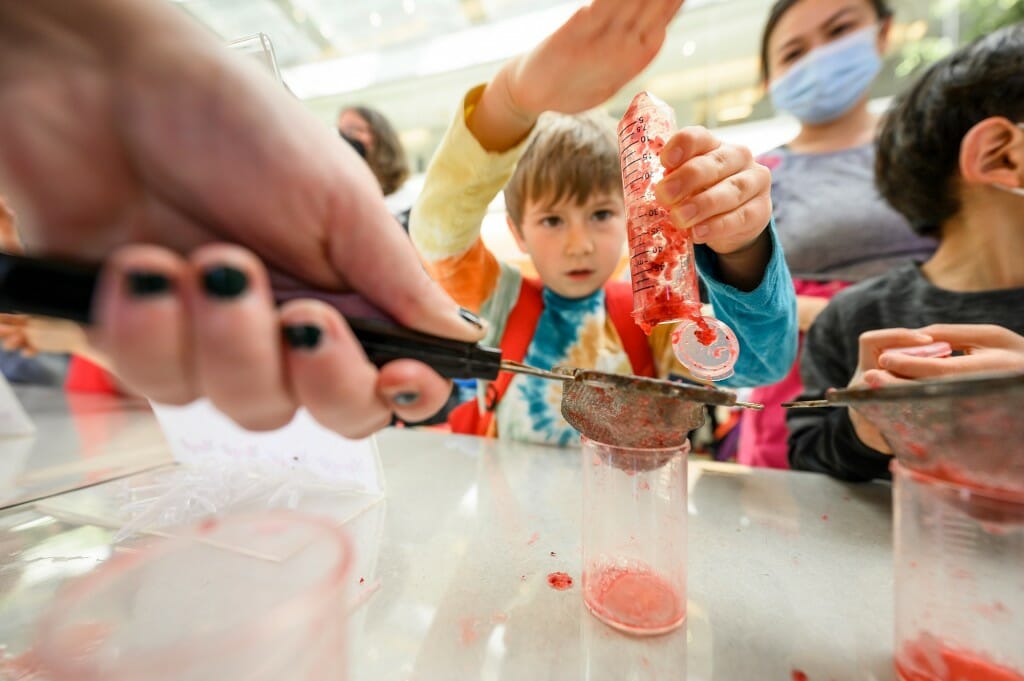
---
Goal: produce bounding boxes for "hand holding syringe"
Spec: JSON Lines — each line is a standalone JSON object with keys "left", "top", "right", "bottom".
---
{"left": 618, "top": 92, "right": 740, "bottom": 380}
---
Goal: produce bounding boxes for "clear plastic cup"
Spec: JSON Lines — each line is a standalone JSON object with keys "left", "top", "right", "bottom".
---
{"left": 35, "top": 511, "right": 351, "bottom": 681}
{"left": 581, "top": 436, "right": 688, "bottom": 636}
{"left": 893, "top": 463, "right": 1024, "bottom": 681}
{"left": 227, "top": 33, "right": 283, "bottom": 83}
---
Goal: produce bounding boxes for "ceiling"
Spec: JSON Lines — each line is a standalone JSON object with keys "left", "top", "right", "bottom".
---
{"left": 177, "top": 0, "right": 582, "bottom": 68}
{"left": 174, "top": 0, "right": 940, "bottom": 163}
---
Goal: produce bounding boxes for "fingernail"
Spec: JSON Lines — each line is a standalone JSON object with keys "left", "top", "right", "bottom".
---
{"left": 665, "top": 146, "right": 684, "bottom": 167}
{"left": 283, "top": 324, "right": 322, "bottom": 350}
{"left": 675, "top": 203, "right": 699, "bottom": 224}
{"left": 458, "top": 307, "right": 484, "bottom": 330}
{"left": 125, "top": 271, "right": 172, "bottom": 297}
{"left": 391, "top": 392, "right": 420, "bottom": 406}
{"left": 202, "top": 266, "right": 248, "bottom": 299}
{"left": 693, "top": 224, "right": 710, "bottom": 239}
{"left": 661, "top": 180, "right": 682, "bottom": 201}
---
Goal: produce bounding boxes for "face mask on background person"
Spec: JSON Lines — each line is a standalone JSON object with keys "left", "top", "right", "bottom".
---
{"left": 769, "top": 24, "right": 883, "bottom": 126}
{"left": 339, "top": 131, "right": 368, "bottom": 159}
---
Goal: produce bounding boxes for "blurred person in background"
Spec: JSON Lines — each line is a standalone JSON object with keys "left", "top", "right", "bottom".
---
{"left": 733, "top": 0, "right": 937, "bottom": 469}
{"left": 338, "top": 106, "right": 416, "bottom": 230}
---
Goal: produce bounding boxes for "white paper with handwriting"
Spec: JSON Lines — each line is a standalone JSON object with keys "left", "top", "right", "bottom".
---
{"left": 150, "top": 399, "right": 383, "bottom": 495}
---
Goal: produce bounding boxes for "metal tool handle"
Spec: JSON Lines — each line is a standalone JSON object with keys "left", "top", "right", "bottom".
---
{"left": 781, "top": 400, "right": 836, "bottom": 409}
{"left": 0, "top": 252, "right": 504, "bottom": 381}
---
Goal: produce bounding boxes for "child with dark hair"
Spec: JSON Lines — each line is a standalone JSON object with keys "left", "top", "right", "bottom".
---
{"left": 788, "top": 23, "right": 1024, "bottom": 480}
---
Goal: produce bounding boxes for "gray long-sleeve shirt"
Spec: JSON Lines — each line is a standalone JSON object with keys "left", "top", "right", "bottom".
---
{"left": 787, "top": 263, "right": 1024, "bottom": 481}
{"left": 761, "top": 145, "right": 936, "bottom": 282}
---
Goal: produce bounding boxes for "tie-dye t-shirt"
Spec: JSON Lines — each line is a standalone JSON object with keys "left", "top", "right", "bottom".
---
{"left": 410, "top": 85, "right": 798, "bottom": 446}
{"left": 499, "top": 287, "right": 634, "bottom": 446}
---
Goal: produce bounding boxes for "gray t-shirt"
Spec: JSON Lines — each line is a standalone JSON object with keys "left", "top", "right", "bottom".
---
{"left": 762, "top": 144, "right": 937, "bottom": 282}
{"left": 788, "top": 263, "right": 1024, "bottom": 480}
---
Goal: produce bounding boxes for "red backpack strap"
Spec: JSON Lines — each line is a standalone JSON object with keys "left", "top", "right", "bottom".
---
{"left": 448, "top": 277, "right": 544, "bottom": 436}
{"left": 604, "top": 281, "right": 656, "bottom": 378}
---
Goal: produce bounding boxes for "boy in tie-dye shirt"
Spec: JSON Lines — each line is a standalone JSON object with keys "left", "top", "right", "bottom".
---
{"left": 411, "top": 1, "right": 797, "bottom": 446}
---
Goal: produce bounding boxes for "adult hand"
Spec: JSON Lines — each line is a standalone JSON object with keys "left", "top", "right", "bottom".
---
{"left": 796, "top": 294, "right": 830, "bottom": 333}
{"left": 876, "top": 324, "right": 1024, "bottom": 380}
{"left": 0, "top": 1, "right": 484, "bottom": 435}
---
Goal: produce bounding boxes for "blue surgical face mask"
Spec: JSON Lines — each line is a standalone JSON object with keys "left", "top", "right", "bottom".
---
{"left": 769, "top": 24, "right": 883, "bottom": 125}
{"left": 991, "top": 124, "right": 1024, "bottom": 197}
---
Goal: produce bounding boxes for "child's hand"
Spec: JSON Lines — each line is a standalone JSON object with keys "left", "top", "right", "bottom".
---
{"left": 0, "top": 314, "right": 34, "bottom": 356}
{"left": 0, "top": 313, "right": 91, "bottom": 358}
{"left": 654, "top": 127, "right": 772, "bottom": 256}
{"left": 504, "top": 0, "right": 684, "bottom": 118}
{"left": 472, "top": 0, "right": 684, "bottom": 151}
{"left": 877, "top": 324, "right": 1024, "bottom": 379}
{"left": 844, "top": 327, "right": 939, "bottom": 454}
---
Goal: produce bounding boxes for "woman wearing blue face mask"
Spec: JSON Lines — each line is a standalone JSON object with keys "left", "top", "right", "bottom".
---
{"left": 734, "top": 0, "right": 937, "bottom": 470}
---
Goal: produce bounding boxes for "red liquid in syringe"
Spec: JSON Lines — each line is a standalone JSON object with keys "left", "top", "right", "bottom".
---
{"left": 617, "top": 92, "right": 738, "bottom": 381}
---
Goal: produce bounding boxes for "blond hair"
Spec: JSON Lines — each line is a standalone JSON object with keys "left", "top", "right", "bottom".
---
{"left": 504, "top": 111, "right": 622, "bottom": 229}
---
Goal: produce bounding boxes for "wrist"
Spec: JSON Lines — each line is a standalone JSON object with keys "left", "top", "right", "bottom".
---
{"left": 712, "top": 228, "right": 772, "bottom": 291}
{"left": 468, "top": 61, "right": 541, "bottom": 153}
{"left": 497, "top": 60, "right": 539, "bottom": 125}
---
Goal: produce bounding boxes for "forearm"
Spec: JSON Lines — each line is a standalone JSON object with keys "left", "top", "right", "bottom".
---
{"left": 410, "top": 86, "right": 530, "bottom": 262}
{"left": 797, "top": 294, "right": 830, "bottom": 333}
{"left": 697, "top": 225, "right": 798, "bottom": 387}
{"left": 0, "top": 1, "right": 194, "bottom": 68}
{"left": 466, "top": 61, "right": 540, "bottom": 153}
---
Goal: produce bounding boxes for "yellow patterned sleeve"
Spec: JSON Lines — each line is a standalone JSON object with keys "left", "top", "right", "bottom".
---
{"left": 409, "top": 84, "right": 532, "bottom": 313}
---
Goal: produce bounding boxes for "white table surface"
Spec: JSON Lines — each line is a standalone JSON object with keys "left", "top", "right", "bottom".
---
{"left": 0, "top": 387, "right": 173, "bottom": 511}
{"left": 0, "top": 388, "right": 897, "bottom": 681}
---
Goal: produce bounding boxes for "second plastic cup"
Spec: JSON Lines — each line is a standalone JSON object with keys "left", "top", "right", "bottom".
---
{"left": 893, "top": 463, "right": 1024, "bottom": 681}
{"left": 581, "top": 436, "right": 688, "bottom": 636}
{"left": 35, "top": 511, "right": 351, "bottom": 681}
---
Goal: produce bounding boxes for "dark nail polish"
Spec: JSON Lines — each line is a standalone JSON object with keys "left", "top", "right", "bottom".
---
{"left": 283, "top": 324, "right": 322, "bottom": 350}
{"left": 202, "top": 266, "right": 248, "bottom": 299}
{"left": 126, "top": 271, "right": 172, "bottom": 297}
{"left": 391, "top": 392, "right": 420, "bottom": 406}
{"left": 458, "top": 307, "right": 484, "bottom": 330}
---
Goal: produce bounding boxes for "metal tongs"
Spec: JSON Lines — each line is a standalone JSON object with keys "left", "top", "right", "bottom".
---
{"left": 0, "top": 252, "right": 760, "bottom": 409}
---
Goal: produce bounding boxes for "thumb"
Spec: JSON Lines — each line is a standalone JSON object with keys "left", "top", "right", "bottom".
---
{"left": 324, "top": 192, "right": 486, "bottom": 344}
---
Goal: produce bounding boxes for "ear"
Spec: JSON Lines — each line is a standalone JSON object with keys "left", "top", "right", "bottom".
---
{"left": 960, "top": 117, "right": 1024, "bottom": 189}
{"left": 506, "top": 215, "right": 528, "bottom": 253}
{"left": 877, "top": 17, "right": 893, "bottom": 54}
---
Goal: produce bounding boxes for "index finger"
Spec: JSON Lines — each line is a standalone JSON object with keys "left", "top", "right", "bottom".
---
{"left": 877, "top": 353, "right": 1001, "bottom": 380}
{"left": 659, "top": 127, "right": 720, "bottom": 171}
{"left": 858, "top": 327, "right": 933, "bottom": 363}
{"left": 915, "top": 324, "right": 1019, "bottom": 349}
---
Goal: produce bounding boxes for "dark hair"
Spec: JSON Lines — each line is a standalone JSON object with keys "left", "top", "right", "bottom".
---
{"left": 759, "top": 0, "right": 893, "bottom": 82}
{"left": 876, "top": 23, "right": 1024, "bottom": 236}
{"left": 341, "top": 106, "right": 410, "bottom": 196}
